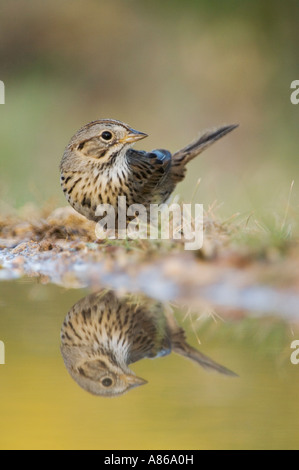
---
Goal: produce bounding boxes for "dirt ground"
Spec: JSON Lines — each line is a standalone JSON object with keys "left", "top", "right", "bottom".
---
{"left": 0, "top": 205, "right": 298, "bottom": 320}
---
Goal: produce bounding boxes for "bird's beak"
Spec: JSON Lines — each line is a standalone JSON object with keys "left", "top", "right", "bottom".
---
{"left": 120, "top": 128, "right": 148, "bottom": 144}
{"left": 125, "top": 374, "right": 148, "bottom": 389}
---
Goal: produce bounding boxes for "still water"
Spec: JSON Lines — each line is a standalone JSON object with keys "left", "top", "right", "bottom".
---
{"left": 0, "top": 279, "right": 298, "bottom": 450}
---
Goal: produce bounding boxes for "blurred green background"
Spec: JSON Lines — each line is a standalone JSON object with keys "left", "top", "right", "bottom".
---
{"left": 0, "top": 0, "right": 298, "bottom": 219}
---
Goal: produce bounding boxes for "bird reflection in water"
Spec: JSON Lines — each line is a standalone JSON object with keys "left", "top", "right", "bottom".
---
{"left": 61, "top": 290, "right": 236, "bottom": 397}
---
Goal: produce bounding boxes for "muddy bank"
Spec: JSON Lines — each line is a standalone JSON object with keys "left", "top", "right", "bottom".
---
{"left": 0, "top": 206, "right": 298, "bottom": 318}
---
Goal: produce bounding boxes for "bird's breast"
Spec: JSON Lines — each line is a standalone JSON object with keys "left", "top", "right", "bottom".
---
{"left": 60, "top": 159, "right": 134, "bottom": 221}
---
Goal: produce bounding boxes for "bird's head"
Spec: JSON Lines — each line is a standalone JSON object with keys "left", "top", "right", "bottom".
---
{"left": 62, "top": 355, "right": 147, "bottom": 397}
{"left": 66, "top": 119, "right": 148, "bottom": 165}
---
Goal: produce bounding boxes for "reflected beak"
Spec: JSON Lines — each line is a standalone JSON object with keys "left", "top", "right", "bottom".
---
{"left": 125, "top": 374, "right": 148, "bottom": 389}
{"left": 121, "top": 128, "right": 148, "bottom": 144}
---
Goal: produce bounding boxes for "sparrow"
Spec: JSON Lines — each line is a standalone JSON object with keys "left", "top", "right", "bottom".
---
{"left": 60, "top": 119, "right": 238, "bottom": 222}
{"left": 60, "top": 290, "right": 236, "bottom": 397}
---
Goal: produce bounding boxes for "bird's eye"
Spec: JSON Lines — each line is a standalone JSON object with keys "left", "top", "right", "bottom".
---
{"left": 100, "top": 131, "right": 113, "bottom": 141}
{"left": 101, "top": 377, "right": 113, "bottom": 387}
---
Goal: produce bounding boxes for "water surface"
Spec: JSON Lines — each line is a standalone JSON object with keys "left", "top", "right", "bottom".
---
{"left": 0, "top": 279, "right": 298, "bottom": 450}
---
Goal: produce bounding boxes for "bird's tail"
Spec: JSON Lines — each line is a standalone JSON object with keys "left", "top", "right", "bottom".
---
{"left": 172, "top": 124, "right": 238, "bottom": 170}
{"left": 173, "top": 341, "right": 238, "bottom": 377}
{"left": 167, "top": 316, "right": 237, "bottom": 376}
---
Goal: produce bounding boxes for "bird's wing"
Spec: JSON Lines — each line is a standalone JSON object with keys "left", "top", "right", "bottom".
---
{"left": 128, "top": 306, "right": 172, "bottom": 364}
{"left": 126, "top": 149, "right": 173, "bottom": 202}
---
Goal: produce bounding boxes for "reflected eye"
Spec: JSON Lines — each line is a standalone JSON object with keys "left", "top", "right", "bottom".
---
{"left": 101, "top": 377, "right": 113, "bottom": 387}
{"left": 100, "top": 131, "right": 113, "bottom": 142}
